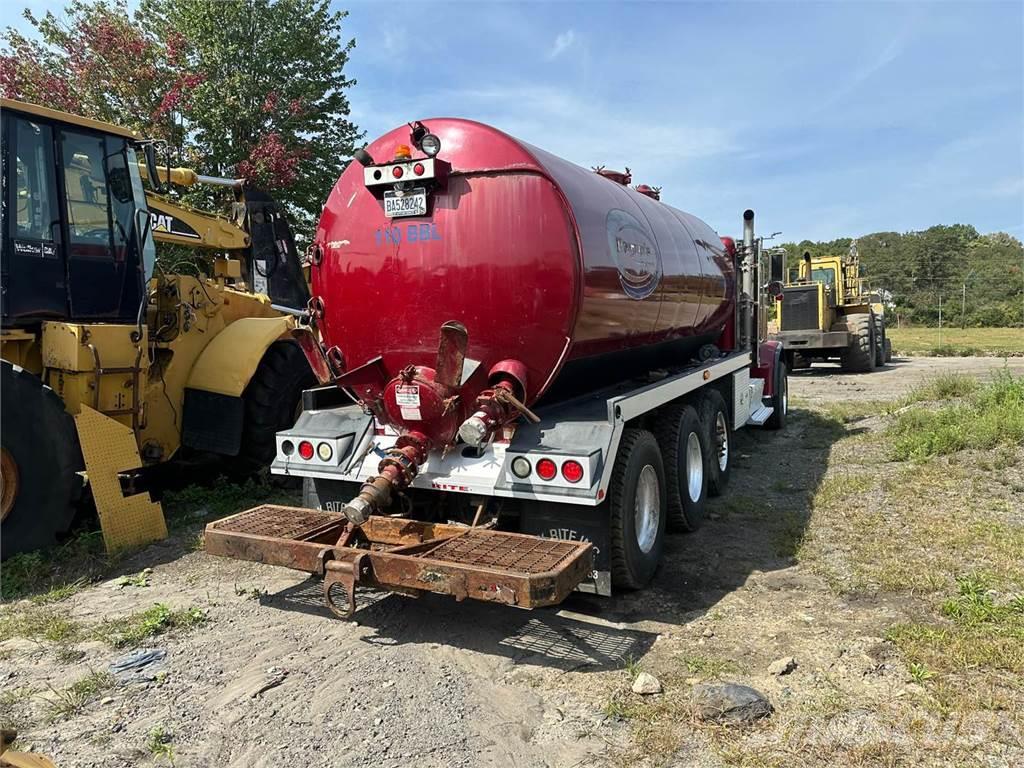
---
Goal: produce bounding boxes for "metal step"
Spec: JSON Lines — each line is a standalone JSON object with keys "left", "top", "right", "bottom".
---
{"left": 205, "top": 505, "right": 594, "bottom": 617}
{"left": 746, "top": 405, "right": 774, "bottom": 426}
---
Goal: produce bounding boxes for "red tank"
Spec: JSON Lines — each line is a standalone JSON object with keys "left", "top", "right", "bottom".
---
{"left": 313, "top": 119, "right": 735, "bottom": 451}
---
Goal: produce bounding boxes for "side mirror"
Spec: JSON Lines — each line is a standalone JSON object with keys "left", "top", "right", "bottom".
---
{"left": 767, "top": 280, "right": 785, "bottom": 299}
{"left": 769, "top": 251, "right": 786, "bottom": 284}
{"left": 144, "top": 144, "right": 163, "bottom": 192}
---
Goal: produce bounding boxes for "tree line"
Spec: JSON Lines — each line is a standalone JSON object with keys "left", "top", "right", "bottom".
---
{"left": 780, "top": 224, "right": 1024, "bottom": 328}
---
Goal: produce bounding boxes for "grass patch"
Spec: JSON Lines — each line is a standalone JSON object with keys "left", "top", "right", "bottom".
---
{"left": 45, "top": 670, "right": 115, "bottom": 721}
{"left": 0, "top": 531, "right": 109, "bottom": 602}
{"left": 901, "top": 372, "right": 979, "bottom": 404}
{"left": 0, "top": 685, "right": 37, "bottom": 731}
{"left": 146, "top": 726, "right": 176, "bottom": 762}
{"left": 888, "top": 370, "right": 1024, "bottom": 460}
{"left": 161, "top": 476, "right": 299, "bottom": 526}
{"left": 888, "top": 327, "right": 1024, "bottom": 357}
{"left": 0, "top": 607, "right": 83, "bottom": 644}
{"left": 93, "top": 603, "right": 207, "bottom": 648}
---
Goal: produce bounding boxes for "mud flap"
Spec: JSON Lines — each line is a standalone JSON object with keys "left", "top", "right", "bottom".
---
{"left": 74, "top": 405, "right": 166, "bottom": 553}
{"left": 520, "top": 504, "right": 612, "bottom": 596}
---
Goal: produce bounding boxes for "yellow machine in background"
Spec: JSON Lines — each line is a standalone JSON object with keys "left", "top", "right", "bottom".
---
{"left": 771, "top": 241, "right": 891, "bottom": 372}
{"left": 0, "top": 98, "right": 319, "bottom": 559}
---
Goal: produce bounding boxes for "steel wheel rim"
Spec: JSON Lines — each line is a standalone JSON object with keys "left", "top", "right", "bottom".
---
{"left": 714, "top": 412, "right": 729, "bottom": 472}
{"left": 634, "top": 464, "right": 660, "bottom": 554}
{"left": 0, "top": 447, "right": 19, "bottom": 522}
{"left": 782, "top": 376, "right": 788, "bottom": 414}
{"left": 686, "top": 431, "right": 703, "bottom": 502}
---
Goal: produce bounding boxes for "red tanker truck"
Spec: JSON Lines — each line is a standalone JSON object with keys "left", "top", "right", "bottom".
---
{"left": 205, "top": 119, "right": 788, "bottom": 618}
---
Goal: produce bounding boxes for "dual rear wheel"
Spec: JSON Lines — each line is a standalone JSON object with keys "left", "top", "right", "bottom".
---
{"left": 609, "top": 389, "right": 733, "bottom": 589}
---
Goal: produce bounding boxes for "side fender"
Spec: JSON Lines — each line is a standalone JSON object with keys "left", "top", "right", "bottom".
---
{"left": 186, "top": 316, "right": 296, "bottom": 397}
{"left": 755, "top": 340, "right": 783, "bottom": 397}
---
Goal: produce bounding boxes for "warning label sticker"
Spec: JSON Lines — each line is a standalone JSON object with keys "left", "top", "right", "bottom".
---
{"left": 395, "top": 385, "right": 420, "bottom": 407}
{"left": 400, "top": 407, "right": 422, "bottom": 421}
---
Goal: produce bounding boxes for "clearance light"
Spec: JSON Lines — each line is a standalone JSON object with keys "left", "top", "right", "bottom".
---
{"left": 536, "top": 458, "right": 557, "bottom": 481}
{"left": 394, "top": 144, "right": 412, "bottom": 160}
{"left": 281, "top": 440, "right": 295, "bottom": 456}
{"left": 511, "top": 456, "right": 532, "bottom": 479}
{"left": 316, "top": 442, "right": 333, "bottom": 461}
{"left": 298, "top": 440, "right": 314, "bottom": 460}
{"left": 413, "top": 162, "right": 425, "bottom": 176}
{"left": 392, "top": 166, "right": 404, "bottom": 179}
{"left": 561, "top": 460, "right": 584, "bottom": 484}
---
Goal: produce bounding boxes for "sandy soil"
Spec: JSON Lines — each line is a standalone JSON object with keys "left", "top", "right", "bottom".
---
{"left": 2, "top": 356, "right": 1021, "bottom": 767}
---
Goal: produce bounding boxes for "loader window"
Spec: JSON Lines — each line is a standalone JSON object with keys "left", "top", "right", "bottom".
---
{"left": 811, "top": 267, "right": 836, "bottom": 286}
{"left": 61, "top": 130, "right": 113, "bottom": 256}
{"left": 12, "top": 119, "right": 58, "bottom": 242}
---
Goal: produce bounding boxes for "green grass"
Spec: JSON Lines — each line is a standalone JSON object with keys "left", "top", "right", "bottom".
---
{"left": 888, "top": 327, "right": 1024, "bottom": 357}
{"left": 45, "top": 670, "right": 115, "bottom": 721}
{"left": 888, "top": 370, "right": 1024, "bottom": 460}
{"left": 146, "top": 726, "right": 176, "bottom": 762}
{"left": 93, "top": 603, "right": 207, "bottom": 648}
{"left": 0, "top": 607, "right": 83, "bottom": 644}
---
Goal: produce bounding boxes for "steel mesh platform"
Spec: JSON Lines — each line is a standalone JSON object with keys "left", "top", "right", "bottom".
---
{"left": 416, "top": 530, "right": 581, "bottom": 574}
{"left": 212, "top": 505, "right": 344, "bottom": 540}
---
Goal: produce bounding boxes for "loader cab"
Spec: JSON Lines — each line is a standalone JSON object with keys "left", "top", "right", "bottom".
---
{"left": 1, "top": 99, "right": 155, "bottom": 326}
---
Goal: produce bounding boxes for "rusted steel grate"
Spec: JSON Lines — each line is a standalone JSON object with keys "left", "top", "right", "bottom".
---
{"left": 210, "top": 505, "right": 343, "bottom": 540}
{"left": 416, "top": 530, "right": 580, "bottom": 575}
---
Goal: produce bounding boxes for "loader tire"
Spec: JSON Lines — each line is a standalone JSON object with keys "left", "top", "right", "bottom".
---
{"left": 609, "top": 429, "right": 667, "bottom": 590}
{"left": 836, "top": 313, "right": 876, "bottom": 372}
{"left": 699, "top": 390, "right": 732, "bottom": 496}
{"left": 884, "top": 337, "right": 893, "bottom": 363}
{"left": 873, "top": 316, "right": 886, "bottom": 367}
{"left": 1, "top": 361, "right": 83, "bottom": 560}
{"left": 235, "top": 341, "right": 316, "bottom": 472}
{"left": 653, "top": 403, "right": 707, "bottom": 532}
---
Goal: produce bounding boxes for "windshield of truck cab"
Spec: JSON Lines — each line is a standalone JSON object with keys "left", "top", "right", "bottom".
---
{"left": 811, "top": 267, "right": 836, "bottom": 285}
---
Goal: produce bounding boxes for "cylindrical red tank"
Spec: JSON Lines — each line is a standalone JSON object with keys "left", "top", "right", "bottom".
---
{"left": 313, "top": 119, "right": 735, "bottom": 445}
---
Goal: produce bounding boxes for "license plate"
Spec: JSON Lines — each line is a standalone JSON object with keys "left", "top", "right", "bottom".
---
{"left": 384, "top": 188, "right": 427, "bottom": 218}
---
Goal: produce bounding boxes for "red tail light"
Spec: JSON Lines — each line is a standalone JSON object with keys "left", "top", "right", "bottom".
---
{"left": 413, "top": 163, "right": 424, "bottom": 176}
{"left": 536, "top": 458, "right": 557, "bottom": 481}
{"left": 298, "top": 440, "right": 314, "bottom": 460}
{"left": 561, "top": 460, "right": 584, "bottom": 483}
{"left": 392, "top": 166, "right": 404, "bottom": 179}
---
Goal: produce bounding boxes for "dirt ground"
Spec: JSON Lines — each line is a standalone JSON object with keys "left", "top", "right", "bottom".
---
{"left": 2, "top": 355, "right": 1022, "bottom": 767}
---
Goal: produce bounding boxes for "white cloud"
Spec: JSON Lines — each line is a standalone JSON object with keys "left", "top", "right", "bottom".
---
{"left": 547, "top": 29, "right": 576, "bottom": 60}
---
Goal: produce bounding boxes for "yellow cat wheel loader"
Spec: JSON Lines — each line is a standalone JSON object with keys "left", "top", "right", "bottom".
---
{"left": 0, "top": 98, "right": 319, "bottom": 559}
{"left": 770, "top": 241, "right": 891, "bottom": 372}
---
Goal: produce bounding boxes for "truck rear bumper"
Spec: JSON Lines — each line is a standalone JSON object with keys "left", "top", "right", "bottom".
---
{"left": 772, "top": 331, "right": 849, "bottom": 350}
{"left": 205, "top": 504, "right": 594, "bottom": 617}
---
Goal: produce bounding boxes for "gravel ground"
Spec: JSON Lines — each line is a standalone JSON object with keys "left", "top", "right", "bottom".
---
{"left": 2, "top": 356, "right": 1021, "bottom": 767}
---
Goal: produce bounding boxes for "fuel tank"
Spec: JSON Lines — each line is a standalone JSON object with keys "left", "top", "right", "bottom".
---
{"left": 313, "top": 119, "right": 734, "bottom": 440}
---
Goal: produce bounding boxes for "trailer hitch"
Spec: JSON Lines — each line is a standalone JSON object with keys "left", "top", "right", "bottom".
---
{"left": 322, "top": 551, "right": 370, "bottom": 619}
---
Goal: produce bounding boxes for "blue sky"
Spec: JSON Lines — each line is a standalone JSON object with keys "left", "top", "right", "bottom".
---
{"left": 5, "top": 1, "right": 1022, "bottom": 241}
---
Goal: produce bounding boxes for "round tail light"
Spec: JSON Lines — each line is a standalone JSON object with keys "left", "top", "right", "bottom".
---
{"left": 392, "top": 166, "right": 404, "bottom": 179}
{"left": 510, "top": 456, "right": 532, "bottom": 479}
{"left": 280, "top": 440, "right": 295, "bottom": 456}
{"left": 298, "top": 440, "right": 314, "bottom": 460}
{"left": 561, "top": 460, "right": 584, "bottom": 484}
{"left": 413, "top": 162, "right": 425, "bottom": 176}
{"left": 536, "top": 458, "right": 557, "bottom": 481}
{"left": 316, "top": 442, "right": 333, "bottom": 461}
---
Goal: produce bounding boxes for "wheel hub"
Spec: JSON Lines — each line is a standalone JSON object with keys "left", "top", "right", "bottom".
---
{"left": 1, "top": 447, "right": 19, "bottom": 522}
{"left": 714, "top": 412, "right": 729, "bottom": 472}
{"left": 686, "top": 431, "right": 703, "bottom": 502}
{"left": 634, "top": 464, "right": 660, "bottom": 554}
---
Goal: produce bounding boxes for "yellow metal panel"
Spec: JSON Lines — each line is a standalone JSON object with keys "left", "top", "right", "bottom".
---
{"left": 41, "top": 322, "right": 146, "bottom": 372}
{"left": 185, "top": 316, "right": 295, "bottom": 397}
{"left": 74, "top": 406, "right": 166, "bottom": 553}
{"left": 1, "top": 97, "right": 139, "bottom": 139}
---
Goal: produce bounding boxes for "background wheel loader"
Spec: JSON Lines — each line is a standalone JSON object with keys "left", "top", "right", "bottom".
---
{"left": 0, "top": 98, "right": 321, "bottom": 560}
{"left": 770, "top": 241, "right": 891, "bottom": 372}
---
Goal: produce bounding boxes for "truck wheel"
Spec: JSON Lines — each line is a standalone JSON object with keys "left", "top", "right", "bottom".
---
{"left": 766, "top": 360, "right": 788, "bottom": 430}
{"left": 699, "top": 390, "right": 731, "bottom": 496}
{"left": 884, "top": 337, "right": 893, "bottom": 363}
{"left": 1, "top": 361, "right": 83, "bottom": 560}
{"left": 836, "top": 313, "right": 876, "bottom": 372}
{"left": 653, "top": 404, "right": 707, "bottom": 532}
{"left": 235, "top": 340, "right": 316, "bottom": 472}
{"left": 873, "top": 316, "right": 886, "bottom": 367}
{"left": 609, "top": 429, "right": 667, "bottom": 590}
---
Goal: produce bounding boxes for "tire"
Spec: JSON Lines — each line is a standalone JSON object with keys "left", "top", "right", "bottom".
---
{"left": 653, "top": 404, "right": 707, "bottom": 532}
{"left": 765, "top": 359, "right": 788, "bottom": 430}
{"left": 884, "top": 337, "right": 893, "bottom": 363}
{"left": 608, "top": 429, "right": 667, "bottom": 590}
{"left": 835, "top": 313, "right": 876, "bottom": 372}
{"left": 699, "top": 390, "right": 732, "bottom": 496}
{"left": 1, "top": 361, "right": 84, "bottom": 560}
{"left": 235, "top": 341, "right": 316, "bottom": 472}
{"left": 873, "top": 316, "right": 886, "bottom": 367}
